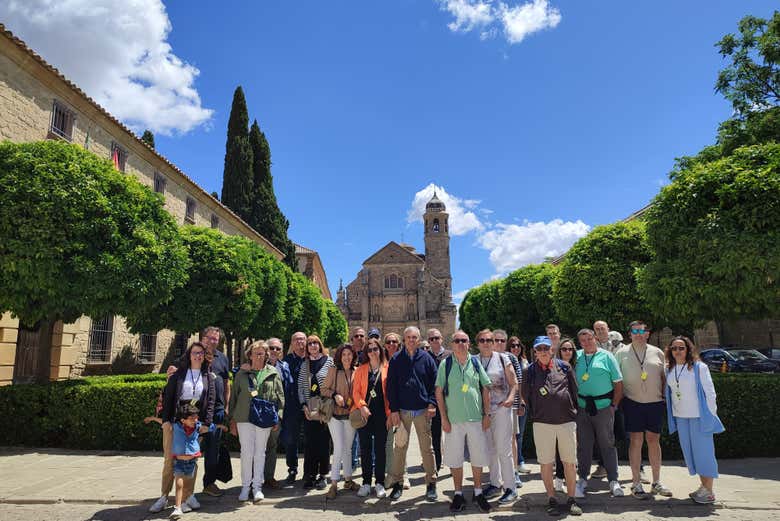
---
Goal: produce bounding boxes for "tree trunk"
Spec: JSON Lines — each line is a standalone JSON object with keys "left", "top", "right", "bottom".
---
{"left": 35, "top": 318, "right": 56, "bottom": 384}
{"left": 225, "top": 331, "right": 234, "bottom": 369}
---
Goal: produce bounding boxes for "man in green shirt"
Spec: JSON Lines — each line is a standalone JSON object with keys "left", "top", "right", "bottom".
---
{"left": 435, "top": 330, "right": 492, "bottom": 513}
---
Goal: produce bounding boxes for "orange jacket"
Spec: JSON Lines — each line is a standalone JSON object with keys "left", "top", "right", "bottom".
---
{"left": 351, "top": 362, "right": 390, "bottom": 418}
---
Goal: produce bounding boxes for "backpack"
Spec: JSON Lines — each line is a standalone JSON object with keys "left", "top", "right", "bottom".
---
{"left": 443, "top": 355, "right": 483, "bottom": 397}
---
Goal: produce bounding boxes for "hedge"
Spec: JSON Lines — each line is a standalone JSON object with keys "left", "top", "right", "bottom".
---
{"left": 1, "top": 373, "right": 778, "bottom": 458}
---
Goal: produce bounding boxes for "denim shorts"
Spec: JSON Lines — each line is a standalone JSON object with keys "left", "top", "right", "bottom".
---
{"left": 173, "top": 458, "right": 197, "bottom": 478}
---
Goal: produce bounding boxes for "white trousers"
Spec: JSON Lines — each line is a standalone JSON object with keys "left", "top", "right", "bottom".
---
{"left": 237, "top": 422, "right": 271, "bottom": 489}
{"left": 327, "top": 418, "right": 356, "bottom": 482}
{"left": 488, "top": 406, "right": 516, "bottom": 491}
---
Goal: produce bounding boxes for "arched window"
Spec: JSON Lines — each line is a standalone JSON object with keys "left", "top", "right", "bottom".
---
{"left": 433, "top": 218, "right": 440, "bottom": 232}
{"left": 398, "top": 276, "right": 404, "bottom": 289}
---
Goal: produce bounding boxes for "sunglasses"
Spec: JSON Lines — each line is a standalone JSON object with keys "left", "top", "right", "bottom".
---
{"left": 191, "top": 351, "right": 204, "bottom": 357}
{"left": 385, "top": 339, "right": 399, "bottom": 345}
{"left": 534, "top": 345, "right": 551, "bottom": 351}
{"left": 559, "top": 347, "right": 574, "bottom": 352}
{"left": 367, "top": 347, "right": 381, "bottom": 353}
{"left": 269, "top": 346, "right": 282, "bottom": 351}
{"left": 494, "top": 338, "right": 506, "bottom": 343}
{"left": 428, "top": 336, "right": 441, "bottom": 341}
{"left": 671, "top": 346, "right": 686, "bottom": 352}
{"left": 631, "top": 328, "right": 647, "bottom": 335}
{"left": 452, "top": 338, "right": 468, "bottom": 344}
{"left": 477, "top": 338, "right": 494, "bottom": 344}
{"left": 307, "top": 342, "right": 320, "bottom": 347}
{"left": 353, "top": 334, "right": 365, "bottom": 339}
{"left": 510, "top": 343, "right": 521, "bottom": 348}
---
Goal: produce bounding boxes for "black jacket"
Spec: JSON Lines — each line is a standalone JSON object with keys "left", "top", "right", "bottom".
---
{"left": 161, "top": 367, "right": 216, "bottom": 425}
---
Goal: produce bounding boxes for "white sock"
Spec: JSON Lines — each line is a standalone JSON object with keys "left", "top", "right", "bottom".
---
{"left": 454, "top": 490, "right": 463, "bottom": 496}
{"left": 474, "top": 487, "right": 482, "bottom": 495}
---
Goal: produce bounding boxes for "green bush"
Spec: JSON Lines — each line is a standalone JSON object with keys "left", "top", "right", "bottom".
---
{"left": 1, "top": 373, "right": 778, "bottom": 458}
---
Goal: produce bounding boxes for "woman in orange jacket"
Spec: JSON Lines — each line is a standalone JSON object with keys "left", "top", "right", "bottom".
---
{"left": 351, "top": 338, "right": 392, "bottom": 498}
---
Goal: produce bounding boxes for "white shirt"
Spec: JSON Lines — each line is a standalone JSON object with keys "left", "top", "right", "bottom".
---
{"left": 666, "top": 363, "right": 717, "bottom": 418}
{"left": 181, "top": 369, "right": 204, "bottom": 401}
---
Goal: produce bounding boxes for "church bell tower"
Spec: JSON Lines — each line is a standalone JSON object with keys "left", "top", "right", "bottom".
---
{"left": 423, "top": 191, "right": 452, "bottom": 294}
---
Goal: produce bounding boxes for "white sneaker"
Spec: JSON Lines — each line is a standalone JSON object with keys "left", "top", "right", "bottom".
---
{"left": 631, "top": 482, "right": 647, "bottom": 498}
{"left": 180, "top": 503, "right": 192, "bottom": 513}
{"left": 185, "top": 494, "right": 200, "bottom": 510}
{"left": 375, "top": 484, "right": 387, "bottom": 498}
{"left": 691, "top": 487, "right": 715, "bottom": 504}
{"left": 574, "top": 479, "right": 587, "bottom": 499}
{"left": 238, "top": 486, "right": 250, "bottom": 502}
{"left": 403, "top": 477, "right": 411, "bottom": 490}
{"left": 357, "top": 484, "right": 371, "bottom": 497}
{"left": 554, "top": 477, "right": 565, "bottom": 493}
{"left": 169, "top": 506, "right": 183, "bottom": 520}
{"left": 610, "top": 480, "right": 624, "bottom": 497}
{"left": 149, "top": 495, "right": 168, "bottom": 513}
{"left": 253, "top": 488, "right": 265, "bottom": 502}
{"left": 517, "top": 462, "right": 531, "bottom": 474}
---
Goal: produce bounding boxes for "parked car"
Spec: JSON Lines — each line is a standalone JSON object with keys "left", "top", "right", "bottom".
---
{"left": 754, "top": 348, "right": 780, "bottom": 362}
{"left": 699, "top": 348, "right": 780, "bottom": 373}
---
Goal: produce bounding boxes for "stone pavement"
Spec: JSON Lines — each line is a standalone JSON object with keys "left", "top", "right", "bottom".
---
{"left": 1, "top": 435, "right": 779, "bottom": 521}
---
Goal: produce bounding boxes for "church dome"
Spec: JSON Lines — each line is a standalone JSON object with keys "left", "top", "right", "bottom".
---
{"left": 426, "top": 192, "right": 446, "bottom": 212}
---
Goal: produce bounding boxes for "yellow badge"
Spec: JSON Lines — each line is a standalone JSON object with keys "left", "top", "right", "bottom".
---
{"left": 190, "top": 399, "right": 198, "bottom": 406}
{"left": 461, "top": 383, "right": 469, "bottom": 393}
{"left": 641, "top": 371, "right": 648, "bottom": 381}
{"left": 311, "top": 384, "right": 318, "bottom": 392}
{"left": 347, "top": 397, "right": 353, "bottom": 407}
{"left": 539, "top": 387, "right": 548, "bottom": 396}
{"left": 369, "top": 390, "right": 377, "bottom": 399}
{"left": 250, "top": 390, "right": 258, "bottom": 397}
{"left": 581, "top": 373, "right": 590, "bottom": 382}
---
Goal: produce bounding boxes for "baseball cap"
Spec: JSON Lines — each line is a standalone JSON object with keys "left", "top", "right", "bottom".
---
{"left": 367, "top": 328, "right": 381, "bottom": 339}
{"left": 533, "top": 335, "right": 552, "bottom": 348}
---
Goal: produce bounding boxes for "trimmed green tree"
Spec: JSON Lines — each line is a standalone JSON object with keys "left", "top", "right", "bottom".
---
{"left": 499, "top": 263, "right": 559, "bottom": 342}
{"left": 0, "top": 140, "right": 190, "bottom": 382}
{"left": 552, "top": 220, "right": 652, "bottom": 333}
{"left": 221, "top": 86, "right": 254, "bottom": 223}
{"left": 248, "top": 120, "right": 297, "bottom": 270}
{"left": 638, "top": 143, "right": 780, "bottom": 326}
{"left": 322, "top": 301, "right": 348, "bottom": 348}
{"left": 140, "top": 130, "right": 155, "bottom": 149}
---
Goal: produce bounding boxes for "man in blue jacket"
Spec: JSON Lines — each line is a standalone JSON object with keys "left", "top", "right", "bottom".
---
{"left": 386, "top": 326, "right": 439, "bottom": 501}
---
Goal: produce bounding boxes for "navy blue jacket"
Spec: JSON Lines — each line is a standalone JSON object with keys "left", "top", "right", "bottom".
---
{"left": 283, "top": 353, "right": 306, "bottom": 409}
{"left": 387, "top": 346, "right": 438, "bottom": 412}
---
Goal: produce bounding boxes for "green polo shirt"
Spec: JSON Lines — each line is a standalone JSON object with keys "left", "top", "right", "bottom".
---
{"left": 435, "top": 355, "right": 491, "bottom": 423}
{"left": 575, "top": 348, "right": 622, "bottom": 410}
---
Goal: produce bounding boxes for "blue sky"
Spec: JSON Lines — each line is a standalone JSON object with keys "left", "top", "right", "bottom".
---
{"left": 3, "top": 1, "right": 777, "bottom": 304}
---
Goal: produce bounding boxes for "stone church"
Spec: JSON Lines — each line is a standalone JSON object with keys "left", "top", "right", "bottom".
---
{"left": 337, "top": 193, "right": 457, "bottom": 340}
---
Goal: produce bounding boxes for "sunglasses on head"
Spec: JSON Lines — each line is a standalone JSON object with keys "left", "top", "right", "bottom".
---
{"left": 452, "top": 338, "right": 468, "bottom": 344}
{"left": 478, "top": 338, "right": 494, "bottom": 344}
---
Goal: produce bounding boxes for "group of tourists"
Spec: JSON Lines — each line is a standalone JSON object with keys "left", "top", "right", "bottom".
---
{"left": 147, "top": 321, "right": 723, "bottom": 519}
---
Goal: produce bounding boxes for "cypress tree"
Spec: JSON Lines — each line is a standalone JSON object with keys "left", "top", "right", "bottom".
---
{"left": 249, "top": 119, "right": 298, "bottom": 270}
{"left": 221, "top": 86, "right": 254, "bottom": 222}
{"left": 140, "top": 129, "right": 155, "bottom": 149}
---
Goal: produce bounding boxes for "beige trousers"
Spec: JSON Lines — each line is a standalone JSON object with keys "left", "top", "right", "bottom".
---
{"left": 386, "top": 412, "right": 437, "bottom": 487}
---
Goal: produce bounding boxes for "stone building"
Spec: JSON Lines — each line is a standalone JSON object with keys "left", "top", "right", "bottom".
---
{"left": 337, "top": 192, "right": 457, "bottom": 340}
{"left": 0, "top": 24, "right": 287, "bottom": 384}
{"left": 295, "top": 244, "right": 332, "bottom": 300}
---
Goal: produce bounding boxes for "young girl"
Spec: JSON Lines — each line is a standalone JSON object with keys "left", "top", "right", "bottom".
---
{"left": 170, "top": 404, "right": 225, "bottom": 519}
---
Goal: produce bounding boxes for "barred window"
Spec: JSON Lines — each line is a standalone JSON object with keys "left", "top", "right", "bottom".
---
{"left": 88, "top": 315, "right": 114, "bottom": 363}
{"left": 111, "top": 142, "right": 127, "bottom": 172}
{"left": 210, "top": 214, "right": 219, "bottom": 229}
{"left": 138, "top": 333, "right": 158, "bottom": 362}
{"left": 50, "top": 101, "right": 75, "bottom": 141}
{"left": 173, "top": 332, "right": 189, "bottom": 358}
{"left": 384, "top": 274, "right": 404, "bottom": 289}
{"left": 154, "top": 172, "right": 166, "bottom": 194}
{"left": 185, "top": 197, "right": 196, "bottom": 224}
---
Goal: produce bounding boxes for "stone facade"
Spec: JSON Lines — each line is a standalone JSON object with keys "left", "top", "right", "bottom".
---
{"left": 0, "top": 25, "right": 281, "bottom": 384}
{"left": 295, "top": 244, "right": 332, "bottom": 300}
{"left": 337, "top": 193, "right": 457, "bottom": 340}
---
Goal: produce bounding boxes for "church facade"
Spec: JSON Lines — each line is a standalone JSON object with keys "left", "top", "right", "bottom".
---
{"left": 337, "top": 193, "right": 457, "bottom": 340}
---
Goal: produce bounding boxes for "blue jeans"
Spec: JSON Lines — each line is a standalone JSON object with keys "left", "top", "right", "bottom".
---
{"left": 283, "top": 406, "right": 303, "bottom": 473}
{"left": 516, "top": 410, "right": 528, "bottom": 465}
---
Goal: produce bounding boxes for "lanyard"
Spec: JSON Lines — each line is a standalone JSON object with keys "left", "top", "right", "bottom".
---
{"left": 582, "top": 352, "right": 596, "bottom": 374}
{"left": 342, "top": 369, "right": 353, "bottom": 399}
{"left": 632, "top": 344, "right": 647, "bottom": 370}
{"left": 480, "top": 354, "right": 493, "bottom": 372}
{"left": 673, "top": 363, "right": 685, "bottom": 387}
{"left": 188, "top": 369, "right": 200, "bottom": 395}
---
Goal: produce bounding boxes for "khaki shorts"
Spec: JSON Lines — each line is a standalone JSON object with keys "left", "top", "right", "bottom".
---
{"left": 443, "top": 421, "right": 489, "bottom": 468}
{"left": 533, "top": 421, "right": 576, "bottom": 465}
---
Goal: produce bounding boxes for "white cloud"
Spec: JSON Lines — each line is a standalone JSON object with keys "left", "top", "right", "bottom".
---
{"left": 407, "top": 183, "right": 484, "bottom": 236}
{"left": 498, "top": 0, "right": 561, "bottom": 44}
{"left": 437, "top": 0, "right": 561, "bottom": 45}
{"left": 0, "top": 0, "right": 213, "bottom": 135}
{"left": 477, "top": 219, "right": 590, "bottom": 275}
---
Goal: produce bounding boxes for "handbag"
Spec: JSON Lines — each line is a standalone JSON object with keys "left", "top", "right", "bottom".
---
{"left": 350, "top": 366, "right": 382, "bottom": 429}
{"left": 247, "top": 373, "right": 278, "bottom": 428}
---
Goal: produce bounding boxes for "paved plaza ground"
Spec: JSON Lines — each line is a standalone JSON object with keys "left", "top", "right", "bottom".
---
{"left": 1, "top": 434, "right": 779, "bottom": 521}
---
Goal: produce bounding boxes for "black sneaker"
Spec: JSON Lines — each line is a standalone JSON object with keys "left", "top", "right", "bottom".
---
{"left": 315, "top": 476, "right": 327, "bottom": 490}
{"left": 546, "top": 497, "right": 560, "bottom": 516}
{"left": 474, "top": 493, "right": 491, "bottom": 513}
{"left": 450, "top": 493, "right": 466, "bottom": 512}
{"left": 567, "top": 497, "right": 582, "bottom": 516}
{"left": 425, "top": 483, "right": 437, "bottom": 501}
{"left": 302, "top": 477, "right": 314, "bottom": 489}
{"left": 286, "top": 470, "right": 297, "bottom": 485}
{"left": 483, "top": 484, "right": 501, "bottom": 499}
{"left": 389, "top": 483, "right": 403, "bottom": 501}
